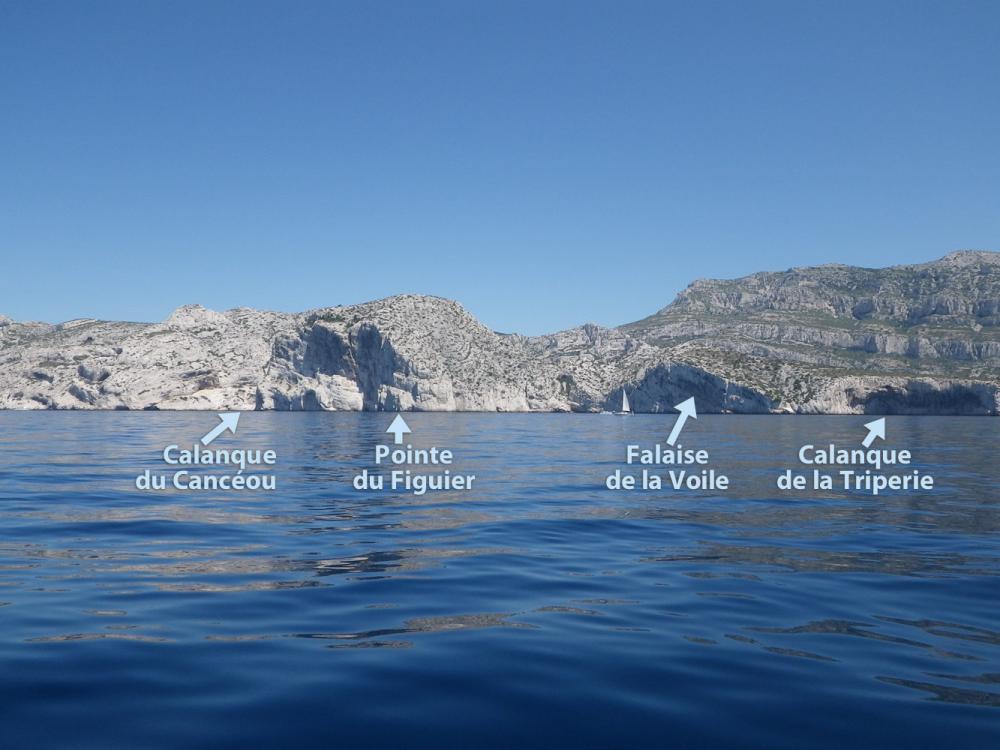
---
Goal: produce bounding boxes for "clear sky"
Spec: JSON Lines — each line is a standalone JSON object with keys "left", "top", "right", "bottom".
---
{"left": 2, "top": 1, "right": 998, "bottom": 334}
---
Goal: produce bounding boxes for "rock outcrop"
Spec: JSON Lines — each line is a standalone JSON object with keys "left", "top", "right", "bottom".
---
{"left": 1, "top": 252, "right": 997, "bottom": 414}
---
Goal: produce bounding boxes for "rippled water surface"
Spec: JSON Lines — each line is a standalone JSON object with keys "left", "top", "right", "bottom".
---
{"left": 0, "top": 413, "right": 997, "bottom": 748}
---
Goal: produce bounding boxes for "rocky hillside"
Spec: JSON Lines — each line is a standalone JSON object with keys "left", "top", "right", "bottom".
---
{"left": 621, "top": 251, "right": 1000, "bottom": 413}
{"left": 1, "top": 252, "right": 997, "bottom": 414}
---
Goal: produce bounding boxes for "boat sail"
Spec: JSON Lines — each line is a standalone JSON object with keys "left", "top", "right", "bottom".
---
{"left": 618, "top": 388, "right": 632, "bottom": 415}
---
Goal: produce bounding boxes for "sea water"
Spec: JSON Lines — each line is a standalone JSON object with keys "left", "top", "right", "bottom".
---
{"left": 0, "top": 412, "right": 996, "bottom": 748}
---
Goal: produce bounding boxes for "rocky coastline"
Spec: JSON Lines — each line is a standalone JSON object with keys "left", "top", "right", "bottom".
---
{"left": 2, "top": 251, "right": 997, "bottom": 415}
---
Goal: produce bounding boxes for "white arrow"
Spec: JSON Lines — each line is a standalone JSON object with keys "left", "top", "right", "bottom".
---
{"left": 862, "top": 417, "right": 886, "bottom": 448}
{"left": 201, "top": 412, "right": 241, "bottom": 446}
{"left": 666, "top": 397, "right": 697, "bottom": 446}
{"left": 386, "top": 414, "right": 411, "bottom": 445}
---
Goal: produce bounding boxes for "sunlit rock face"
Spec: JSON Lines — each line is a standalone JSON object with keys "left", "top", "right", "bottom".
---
{"left": 1, "top": 252, "right": 997, "bottom": 414}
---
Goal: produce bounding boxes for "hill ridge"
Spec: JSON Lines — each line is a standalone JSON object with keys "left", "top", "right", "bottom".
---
{"left": 0, "top": 252, "right": 997, "bottom": 414}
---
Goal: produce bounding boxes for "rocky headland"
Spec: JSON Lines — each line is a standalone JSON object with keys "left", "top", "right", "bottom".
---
{"left": 2, "top": 251, "right": 998, "bottom": 414}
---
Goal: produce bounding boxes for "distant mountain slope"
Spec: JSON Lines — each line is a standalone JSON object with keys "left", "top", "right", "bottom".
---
{"left": 1, "top": 252, "right": 997, "bottom": 414}
{"left": 618, "top": 251, "right": 1000, "bottom": 411}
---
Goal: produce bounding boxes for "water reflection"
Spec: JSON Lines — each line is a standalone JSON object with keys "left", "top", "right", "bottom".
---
{"left": 0, "top": 412, "right": 996, "bottom": 745}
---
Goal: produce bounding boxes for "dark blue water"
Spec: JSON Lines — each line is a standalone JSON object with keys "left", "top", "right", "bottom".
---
{"left": 0, "top": 413, "right": 997, "bottom": 748}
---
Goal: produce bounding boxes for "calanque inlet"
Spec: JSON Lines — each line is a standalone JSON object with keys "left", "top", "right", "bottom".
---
{"left": 1, "top": 251, "right": 998, "bottom": 415}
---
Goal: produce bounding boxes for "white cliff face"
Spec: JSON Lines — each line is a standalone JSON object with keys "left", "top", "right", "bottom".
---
{"left": 1, "top": 253, "right": 998, "bottom": 414}
{"left": 0, "top": 306, "right": 296, "bottom": 411}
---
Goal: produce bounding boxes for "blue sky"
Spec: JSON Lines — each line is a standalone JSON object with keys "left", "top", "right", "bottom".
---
{"left": 2, "top": 1, "right": 998, "bottom": 334}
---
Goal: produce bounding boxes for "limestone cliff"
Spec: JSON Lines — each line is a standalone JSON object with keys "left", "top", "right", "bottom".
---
{"left": 1, "top": 252, "right": 997, "bottom": 414}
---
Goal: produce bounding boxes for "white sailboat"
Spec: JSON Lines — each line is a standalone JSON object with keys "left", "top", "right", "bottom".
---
{"left": 616, "top": 388, "right": 632, "bottom": 415}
